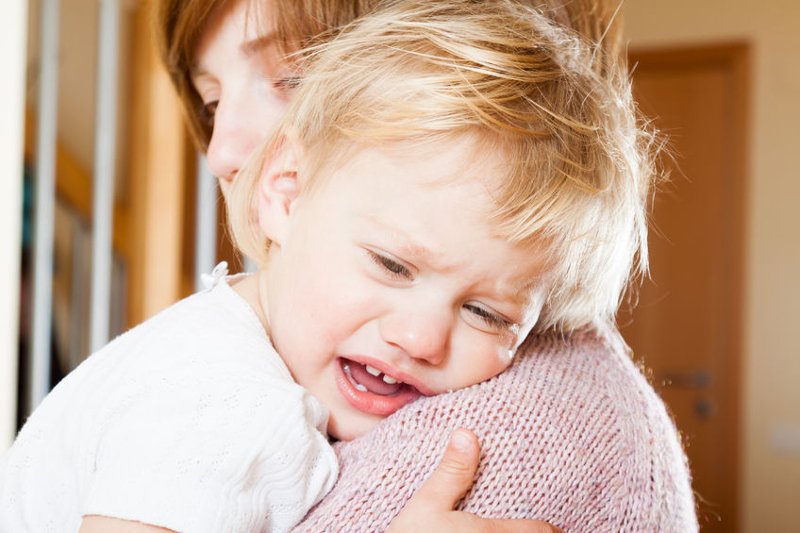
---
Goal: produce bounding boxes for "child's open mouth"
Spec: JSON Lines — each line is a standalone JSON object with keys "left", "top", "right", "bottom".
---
{"left": 335, "top": 357, "right": 424, "bottom": 416}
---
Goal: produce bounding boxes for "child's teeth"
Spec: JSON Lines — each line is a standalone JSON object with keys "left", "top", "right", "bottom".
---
{"left": 366, "top": 365, "right": 381, "bottom": 377}
{"left": 382, "top": 374, "right": 398, "bottom": 384}
{"left": 354, "top": 383, "right": 368, "bottom": 392}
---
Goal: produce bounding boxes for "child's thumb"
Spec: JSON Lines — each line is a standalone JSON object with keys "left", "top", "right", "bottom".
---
{"left": 412, "top": 428, "right": 481, "bottom": 511}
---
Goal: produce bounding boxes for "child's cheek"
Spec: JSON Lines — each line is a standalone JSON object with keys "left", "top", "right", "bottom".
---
{"left": 449, "top": 334, "right": 513, "bottom": 391}
{"left": 304, "top": 259, "right": 376, "bottom": 339}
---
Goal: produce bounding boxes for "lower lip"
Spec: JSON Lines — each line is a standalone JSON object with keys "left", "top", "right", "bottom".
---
{"left": 334, "top": 358, "right": 422, "bottom": 417}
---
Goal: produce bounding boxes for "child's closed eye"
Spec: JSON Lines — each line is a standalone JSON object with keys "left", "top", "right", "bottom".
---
{"left": 462, "top": 303, "right": 513, "bottom": 333}
{"left": 366, "top": 249, "right": 413, "bottom": 280}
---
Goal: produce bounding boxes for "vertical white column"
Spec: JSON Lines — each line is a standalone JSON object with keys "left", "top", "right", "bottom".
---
{"left": 194, "top": 154, "right": 219, "bottom": 291}
{"left": 89, "top": 0, "right": 120, "bottom": 351}
{"left": 29, "top": 0, "right": 60, "bottom": 414}
{"left": 0, "top": 0, "right": 28, "bottom": 450}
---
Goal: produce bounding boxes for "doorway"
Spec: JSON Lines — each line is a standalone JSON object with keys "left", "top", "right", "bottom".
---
{"left": 620, "top": 43, "right": 749, "bottom": 532}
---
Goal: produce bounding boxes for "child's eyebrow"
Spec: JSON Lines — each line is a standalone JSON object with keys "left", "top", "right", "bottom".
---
{"left": 360, "top": 214, "right": 439, "bottom": 264}
{"left": 512, "top": 281, "right": 545, "bottom": 307}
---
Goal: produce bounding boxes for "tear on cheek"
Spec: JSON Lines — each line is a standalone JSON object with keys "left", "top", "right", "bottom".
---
{"left": 500, "top": 293, "right": 545, "bottom": 362}
{"left": 497, "top": 323, "right": 521, "bottom": 362}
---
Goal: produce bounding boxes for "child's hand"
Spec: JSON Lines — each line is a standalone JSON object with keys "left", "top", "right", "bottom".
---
{"left": 387, "top": 428, "right": 563, "bottom": 533}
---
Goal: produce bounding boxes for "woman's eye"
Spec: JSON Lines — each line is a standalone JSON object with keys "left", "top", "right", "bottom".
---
{"left": 272, "top": 76, "right": 301, "bottom": 91}
{"left": 367, "top": 250, "right": 412, "bottom": 279}
{"left": 463, "top": 303, "right": 511, "bottom": 331}
{"left": 199, "top": 100, "right": 218, "bottom": 126}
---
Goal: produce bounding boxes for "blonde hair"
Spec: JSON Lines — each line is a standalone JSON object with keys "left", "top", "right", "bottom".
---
{"left": 230, "top": 0, "right": 656, "bottom": 332}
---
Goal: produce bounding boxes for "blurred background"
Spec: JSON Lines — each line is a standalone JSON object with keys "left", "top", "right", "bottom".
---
{"left": 0, "top": 0, "right": 797, "bottom": 531}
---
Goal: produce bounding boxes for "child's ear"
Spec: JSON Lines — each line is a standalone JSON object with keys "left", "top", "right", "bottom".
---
{"left": 255, "top": 135, "right": 303, "bottom": 245}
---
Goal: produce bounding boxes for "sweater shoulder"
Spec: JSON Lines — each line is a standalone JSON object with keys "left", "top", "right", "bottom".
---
{"left": 500, "top": 328, "right": 698, "bottom": 531}
{"left": 547, "top": 327, "right": 673, "bottom": 436}
{"left": 320, "top": 328, "right": 699, "bottom": 532}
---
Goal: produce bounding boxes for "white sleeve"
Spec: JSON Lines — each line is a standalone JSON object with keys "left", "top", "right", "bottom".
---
{"left": 82, "top": 363, "right": 338, "bottom": 533}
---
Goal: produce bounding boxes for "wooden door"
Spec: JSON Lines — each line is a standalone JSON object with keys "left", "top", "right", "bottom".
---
{"left": 125, "top": 0, "right": 191, "bottom": 327}
{"left": 620, "top": 44, "right": 749, "bottom": 532}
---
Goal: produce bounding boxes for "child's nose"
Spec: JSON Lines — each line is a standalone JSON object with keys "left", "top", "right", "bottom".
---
{"left": 379, "top": 307, "right": 452, "bottom": 366}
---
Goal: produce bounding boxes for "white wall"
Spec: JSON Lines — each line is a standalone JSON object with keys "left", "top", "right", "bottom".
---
{"left": 0, "top": 0, "right": 28, "bottom": 450}
{"left": 624, "top": 1, "right": 800, "bottom": 531}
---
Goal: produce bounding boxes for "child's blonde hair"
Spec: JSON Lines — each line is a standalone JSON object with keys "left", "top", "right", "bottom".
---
{"left": 230, "top": 0, "right": 658, "bottom": 332}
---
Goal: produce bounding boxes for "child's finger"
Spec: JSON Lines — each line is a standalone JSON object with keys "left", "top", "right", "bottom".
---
{"left": 390, "top": 430, "right": 565, "bottom": 533}
{"left": 411, "top": 428, "right": 481, "bottom": 511}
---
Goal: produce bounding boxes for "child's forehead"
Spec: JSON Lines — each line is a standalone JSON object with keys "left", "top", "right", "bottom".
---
{"left": 301, "top": 131, "right": 553, "bottom": 262}
{"left": 311, "top": 132, "right": 510, "bottom": 192}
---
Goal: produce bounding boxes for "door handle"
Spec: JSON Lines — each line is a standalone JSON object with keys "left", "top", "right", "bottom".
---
{"left": 694, "top": 397, "right": 716, "bottom": 419}
{"left": 660, "top": 370, "right": 711, "bottom": 389}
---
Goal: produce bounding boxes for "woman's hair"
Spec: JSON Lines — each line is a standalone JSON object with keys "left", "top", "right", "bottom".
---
{"left": 155, "top": 0, "right": 624, "bottom": 151}
{"left": 155, "top": 0, "right": 376, "bottom": 149}
{"left": 230, "top": 0, "right": 658, "bottom": 332}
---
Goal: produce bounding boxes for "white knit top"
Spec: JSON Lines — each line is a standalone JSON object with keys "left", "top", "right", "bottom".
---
{"left": 0, "top": 272, "right": 338, "bottom": 533}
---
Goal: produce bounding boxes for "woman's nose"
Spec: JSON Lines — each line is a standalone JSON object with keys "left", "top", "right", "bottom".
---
{"left": 379, "top": 306, "right": 452, "bottom": 366}
{"left": 205, "top": 99, "right": 261, "bottom": 185}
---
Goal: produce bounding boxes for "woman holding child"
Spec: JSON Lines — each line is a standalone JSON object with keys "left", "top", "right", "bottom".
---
{"left": 0, "top": 0, "right": 697, "bottom": 531}
{"left": 160, "top": 0, "right": 698, "bottom": 530}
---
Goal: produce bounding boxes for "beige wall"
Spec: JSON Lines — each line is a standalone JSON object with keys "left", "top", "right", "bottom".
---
{"left": 624, "top": 1, "right": 800, "bottom": 531}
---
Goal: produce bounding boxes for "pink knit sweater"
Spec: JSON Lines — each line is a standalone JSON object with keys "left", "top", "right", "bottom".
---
{"left": 294, "top": 327, "right": 698, "bottom": 532}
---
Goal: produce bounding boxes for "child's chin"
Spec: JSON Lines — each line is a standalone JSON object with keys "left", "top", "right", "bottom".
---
{"left": 327, "top": 413, "right": 384, "bottom": 442}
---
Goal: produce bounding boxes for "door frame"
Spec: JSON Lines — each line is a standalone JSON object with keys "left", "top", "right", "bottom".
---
{"left": 629, "top": 41, "right": 749, "bottom": 529}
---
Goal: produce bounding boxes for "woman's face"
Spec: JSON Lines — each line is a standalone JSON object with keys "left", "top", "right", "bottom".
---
{"left": 192, "top": 0, "right": 294, "bottom": 199}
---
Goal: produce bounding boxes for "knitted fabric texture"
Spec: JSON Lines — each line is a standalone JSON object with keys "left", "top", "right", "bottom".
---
{"left": 295, "top": 328, "right": 698, "bottom": 532}
{"left": 0, "top": 277, "right": 337, "bottom": 533}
